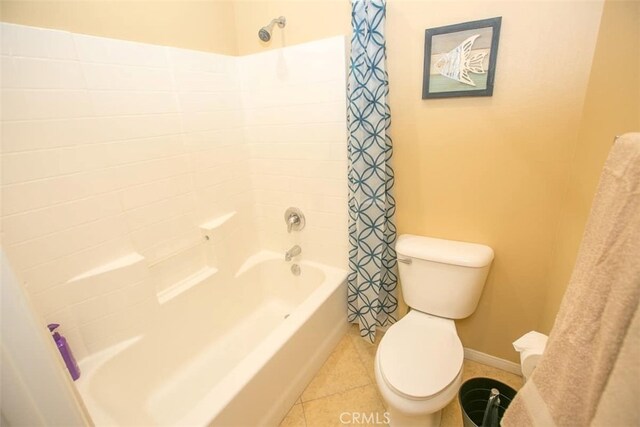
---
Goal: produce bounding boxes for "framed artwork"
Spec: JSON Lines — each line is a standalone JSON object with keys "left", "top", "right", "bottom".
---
{"left": 422, "top": 17, "right": 502, "bottom": 99}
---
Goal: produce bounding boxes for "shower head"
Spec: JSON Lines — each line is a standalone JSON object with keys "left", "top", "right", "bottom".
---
{"left": 258, "top": 16, "right": 286, "bottom": 42}
{"left": 258, "top": 27, "right": 271, "bottom": 42}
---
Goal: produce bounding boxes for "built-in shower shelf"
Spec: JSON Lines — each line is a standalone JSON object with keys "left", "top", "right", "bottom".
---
{"left": 199, "top": 211, "right": 236, "bottom": 239}
{"left": 67, "top": 252, "right": 146, "bottom": 284}
{"left": 156, "top": 266, "right": 218, "bottom": 305}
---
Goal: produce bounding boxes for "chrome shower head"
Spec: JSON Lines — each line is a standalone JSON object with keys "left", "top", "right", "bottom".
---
{"left": 258, "top": 27, "right": 271, "bottom": 42}
{"left": 258, "top": 16, "right": 286, "bottom": 42}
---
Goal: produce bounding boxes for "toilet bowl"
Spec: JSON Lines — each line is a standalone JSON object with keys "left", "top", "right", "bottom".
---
{"left": 374, "top": 311, "right": 464, "bottom": 427}
{"left": 375, "top": 235, "right": 494, "bottom": 426}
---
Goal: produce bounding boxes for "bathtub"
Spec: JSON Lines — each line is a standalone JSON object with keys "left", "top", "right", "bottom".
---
{"left": 75, "top": 251, "right": 348, "bottom": 426}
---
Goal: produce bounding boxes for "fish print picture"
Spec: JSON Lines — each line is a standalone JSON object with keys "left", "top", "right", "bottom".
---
{"left": 423, "top": 17, "right": 502, "bottom": 99}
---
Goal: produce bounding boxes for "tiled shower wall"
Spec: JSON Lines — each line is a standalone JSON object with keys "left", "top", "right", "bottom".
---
{"left": 0, "top": 23, "right": 255, "bottom": 357}
{"left": 240, "top": 38, "right": 348, "bottom": 268}
{"left": 0, "top": 23, "right": 347, "bottom": 359}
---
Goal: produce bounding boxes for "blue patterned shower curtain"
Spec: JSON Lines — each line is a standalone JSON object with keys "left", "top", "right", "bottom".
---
{"left": 347, "top": 0, "right": 398, "bottom": 343}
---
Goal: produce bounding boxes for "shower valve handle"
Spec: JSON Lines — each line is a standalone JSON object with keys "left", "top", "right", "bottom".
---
{"left": 284, "top": 207, "right": 305, "bottom": 233}
{"left": 287, "top": 214, "right": 300, "bottom": 233}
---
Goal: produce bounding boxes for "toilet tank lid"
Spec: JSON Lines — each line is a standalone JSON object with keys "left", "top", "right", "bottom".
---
{"left": 396, "top": 235, "right": 494, "bottom": 268}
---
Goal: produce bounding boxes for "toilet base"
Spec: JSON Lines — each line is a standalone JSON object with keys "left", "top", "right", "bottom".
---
{"left": 388, "top": 407, "right": 441, "bottom": 427}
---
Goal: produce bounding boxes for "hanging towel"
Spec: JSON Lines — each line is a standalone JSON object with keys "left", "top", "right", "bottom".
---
{"left": 502, "top": 132, "right": 640, "bottom": 427}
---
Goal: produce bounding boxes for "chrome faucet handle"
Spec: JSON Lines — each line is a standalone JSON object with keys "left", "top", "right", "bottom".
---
{"left": 284, "top": 207, "right": 305, "bottom": 233}
{"left": 287, "top": 214, "right": 300, "bottom": 233}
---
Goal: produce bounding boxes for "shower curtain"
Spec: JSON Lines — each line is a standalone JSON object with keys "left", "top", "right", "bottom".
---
{"left": 347, "top": 0, "right": 398, "bottom": 343}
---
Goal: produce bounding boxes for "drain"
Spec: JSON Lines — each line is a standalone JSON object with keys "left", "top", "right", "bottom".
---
{"left": 291, "top": 264, "right": 301, "bottom": 276}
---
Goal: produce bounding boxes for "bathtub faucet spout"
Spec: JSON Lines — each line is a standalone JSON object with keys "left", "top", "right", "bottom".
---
{"left": 285, "top": 245, "right": 302, "bottom": 262}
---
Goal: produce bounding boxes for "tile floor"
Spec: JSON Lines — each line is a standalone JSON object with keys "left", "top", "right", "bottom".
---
{"left": 280, "top": 325, "right": 523, "bottom": 427}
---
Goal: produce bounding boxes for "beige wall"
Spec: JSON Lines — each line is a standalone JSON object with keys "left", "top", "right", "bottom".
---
{"left": 1, "top": 0, "right": 624, "bottom": 362}
{"left": 233, "top": 0, "right": 350, "bottom": 55}
{"left": 389, "top": 0, "right": 602, "bottom": 362}
{"left": 0, "top": 1, "right": 238, "bottom": 55}
{"left": 540, "top": 0, "right": 640, "bottom": 332}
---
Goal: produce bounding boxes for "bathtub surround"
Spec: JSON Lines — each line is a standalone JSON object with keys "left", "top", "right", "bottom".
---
{"left": 347, "top": 0, "right": 398, "bottom": 343}
{"left": 239, "top": 38, "right": 349, "bottom": 269}
{"left": 1, "top": 22, "right": 347, "bottom": 360}
{"left": 1, "top": 23, "right": 250, "bottom": 359}
{"left": 1, "top": 23, "right": 349, "bottom": 426}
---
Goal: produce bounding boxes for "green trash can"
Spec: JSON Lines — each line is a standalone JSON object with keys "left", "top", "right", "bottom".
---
{"left": 458, "top": 377, "right": 516, "bottom": 427}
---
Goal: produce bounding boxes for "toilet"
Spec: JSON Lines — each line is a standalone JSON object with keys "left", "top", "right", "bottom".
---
{"left": 375, "top": 234, "right": 494, "bottom": 427}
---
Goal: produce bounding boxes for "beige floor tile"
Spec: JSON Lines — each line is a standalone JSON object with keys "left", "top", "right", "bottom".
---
{"left": 301, "top": 333, "right": 371, "bottom": 402}
{"left": 347, "top": 323, "right": 361, "bottom": 338}
{"left": 348, "top": 324, "right": 384, "bottom": 382}
{"left": 462, "top": 359, "right": 487, "bottom": 381}
{"left": 279, "top": 403, "right": 306, "bottom": 427}
{"left": 280, "top": 326, "right": 525, "bottom": 427}
{"left": 440, "top": 395, "right": 463, "bottom": 427}
{"left": 303, "top": 384, "right": 388, "bottom": 427}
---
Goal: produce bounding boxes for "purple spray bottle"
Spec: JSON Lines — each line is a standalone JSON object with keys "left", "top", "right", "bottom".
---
{"left": 47, "top": 324, "right": 81, "bottom": 381}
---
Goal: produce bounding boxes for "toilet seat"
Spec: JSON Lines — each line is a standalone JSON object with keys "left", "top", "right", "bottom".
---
{"left": 378, "top": 310, "right": 463, "bottom": 399}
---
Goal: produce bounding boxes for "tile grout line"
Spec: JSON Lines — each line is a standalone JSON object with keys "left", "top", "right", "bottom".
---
{"left": 302, "top": 382, "right": 376, "bottom": 406}
{"left": 299, "top": 333, "right": 374, "bottom": 405}
{"left": 348, "top": 326, "right": 380, "bottom": 379}
{"left": 287, "top": 332, "right": 523, "bottom": 427}
{"left": 347, "top": 327, "right": 390, "bottom": 413}
{"left": 300, "top": 399, "right": 308, "bottom": 427}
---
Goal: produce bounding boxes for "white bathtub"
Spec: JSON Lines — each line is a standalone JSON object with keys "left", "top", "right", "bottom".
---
{"left": 76, "top": 251, "right": 348, "bottom": 426}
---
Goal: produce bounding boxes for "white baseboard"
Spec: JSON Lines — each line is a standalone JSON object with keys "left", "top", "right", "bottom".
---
{"left": 464, "top": 348, "right": 522, "bottom": 376}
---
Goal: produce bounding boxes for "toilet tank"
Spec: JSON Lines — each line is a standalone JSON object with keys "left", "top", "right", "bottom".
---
{"left": 396, "top": 235, "right": 494, "bottom": 319}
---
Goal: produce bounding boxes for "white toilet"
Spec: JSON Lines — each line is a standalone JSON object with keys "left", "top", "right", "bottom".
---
{"left": 374, "top": 234, "right": 494, "bottom": 427}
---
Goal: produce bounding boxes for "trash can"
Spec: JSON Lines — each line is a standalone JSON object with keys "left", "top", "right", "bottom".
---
{"left": 459, "top": 377, "right": 517, "bottom": 427}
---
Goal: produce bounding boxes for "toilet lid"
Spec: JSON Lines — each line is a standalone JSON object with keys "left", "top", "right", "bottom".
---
{"left": 379, "top": 312, "right": 463, "bottom": 399}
